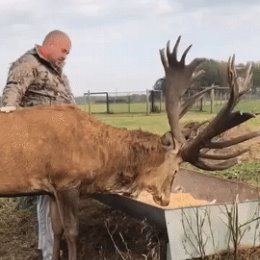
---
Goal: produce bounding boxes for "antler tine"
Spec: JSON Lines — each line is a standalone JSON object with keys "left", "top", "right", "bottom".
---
{"left": 192, "top": 69, "right": 205, "bottom": 82}
{"left": 188, "top": 58, "right": 206, "bottom": 75}
{"left": 159, "top": 48, "right": 168, "bottom": 70}
{"left": 225, "top": 55, "right": 240, "bottom": 112}
{"left": 181, "top": 55, "right": 260, "bottom": 171}
{"left": 206, "top": 131, "right": 260, "bottom": 149}
{"left": 199, "top": 148, "right": 248, "bottom": 160}
{"left": 180, "top": 86, "right": 214, "bottom": 118}
{"left": 238, "top": 63, "right": 253, "bottom": 95}
{"left": 245, "top": 63, "right": 253, "bottom": 85}
{"left": 171, "top": 36, "right": 181, "bottom": 63}
{"left": 166, "top": 41, "right": 171, "bottom": 63}
{"left": 227, "top": 56, "right": 253, "bottom": 109}
{"left": 180, "top": 44, "right": 192, "bottom": 65}
{"left": 192, "top": 158, "right": 239, "bottom": 171}
{"left": 167, "top": 36, "right": 188, "bottom": 67}
{"left": 160, "top": 36, "right": 206, "bottom": 143}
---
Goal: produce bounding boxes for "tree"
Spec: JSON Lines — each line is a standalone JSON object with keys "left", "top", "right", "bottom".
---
{"left": 252, "top": 62, "right": 260, "bottom": 93}
{"left": 153, "top": 59, "right": 259, "bottom": 95}
{"left": 153, "top": 77, "right": 166, "bottom": 94}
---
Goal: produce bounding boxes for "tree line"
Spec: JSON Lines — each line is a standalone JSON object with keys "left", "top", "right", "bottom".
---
{"left": 153, "top": 59, "right": 260, "bottom": 95}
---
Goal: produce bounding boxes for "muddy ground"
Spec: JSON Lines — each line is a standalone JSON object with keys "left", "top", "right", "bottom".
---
{"left": 1, "top": 125, "right": 260, "bottom": 260}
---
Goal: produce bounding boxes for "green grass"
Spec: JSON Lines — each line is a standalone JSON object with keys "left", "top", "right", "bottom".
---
{"left": 97, "top": 114, "right": 169, "bottom": 135}
{"left": 94, "top": 110, "right": 260, "bottom": 135}
{"left": 185, "top": 162, "right": 260, "bottom": 187}
{"left": 214, "top": 163, "right": 260, "bottom": 186}
{"left": 80, "top": 102, "right": 149, "bottom": 114}
{"left": 78, "top": 98, "right": 260, "bottom": 134}
{"left": 203, "top": 99, "right": 260, "bottom": 114}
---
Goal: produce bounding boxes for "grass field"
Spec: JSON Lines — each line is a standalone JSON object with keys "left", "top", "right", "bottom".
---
{"left": 80, "top": 102, "right": 150, "bottom": 114}
{"left": 95, "top": 110, "right": 260, "bottom": 135}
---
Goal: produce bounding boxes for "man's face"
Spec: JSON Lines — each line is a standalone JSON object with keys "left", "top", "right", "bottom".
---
{"left": 47, "top": 37, "right": 71, "bottom": 68}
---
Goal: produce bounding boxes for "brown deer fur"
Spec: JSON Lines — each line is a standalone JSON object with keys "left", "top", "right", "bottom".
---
{"left": 0, "top": 104, "right": 181, "bottom": 260}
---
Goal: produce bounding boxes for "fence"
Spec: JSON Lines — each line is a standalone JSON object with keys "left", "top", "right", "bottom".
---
{"left": 76, "top": 89, "right": 206, "bottom": 115}
{"left": 74, "top": 86, "right": 260, "bottom": 115}
{"left": 191, "top": 86, "right": 260, "bottom": 113}
{"left": 0, "top": 86, "right": 258, "bottom": 115}
{"left": 76, "top": 90, "right": 153, "bottom": 114}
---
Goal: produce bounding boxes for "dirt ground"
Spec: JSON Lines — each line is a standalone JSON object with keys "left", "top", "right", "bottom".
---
{"left": 0, "top": 198, "right": 165, "bottom": 260}
{"left": 1, "top": 125, "right": 260, "bottom": 260}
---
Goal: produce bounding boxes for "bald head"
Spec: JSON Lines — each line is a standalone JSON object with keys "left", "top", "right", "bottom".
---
{"left": 42, "top": 30, "right": 71, "bottom": 47}
{"left": 39, "top": 30, "right": 71, "bottom": 69}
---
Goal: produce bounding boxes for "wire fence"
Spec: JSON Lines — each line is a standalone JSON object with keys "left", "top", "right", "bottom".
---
{"left": 1, "top": 85, "right": 258, "bottom": 115}
{"left": 77, "top": 91, "right": 151, "bottom": 114}
{"left": 75, "top": 86, "right": 260, "bottom": 115}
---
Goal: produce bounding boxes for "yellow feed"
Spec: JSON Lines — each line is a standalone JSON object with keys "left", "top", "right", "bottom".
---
{"left": 136, "top": 191, "right": 208, "bottom": 209}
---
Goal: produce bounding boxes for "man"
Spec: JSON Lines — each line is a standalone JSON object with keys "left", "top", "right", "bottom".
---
{"left": 2, "top": 30, "right": 75, "bottom": 260}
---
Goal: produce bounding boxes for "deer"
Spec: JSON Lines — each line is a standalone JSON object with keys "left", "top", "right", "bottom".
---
{"left": 0, "top": 36, "right": 259, "bottom": 260}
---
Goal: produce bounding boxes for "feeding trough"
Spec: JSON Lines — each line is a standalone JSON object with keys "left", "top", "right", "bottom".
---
{"left": 95, "top": 169, "right": 260, "bottom": 260}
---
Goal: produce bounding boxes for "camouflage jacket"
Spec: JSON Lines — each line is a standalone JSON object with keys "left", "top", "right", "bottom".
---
{"left": 2, "top": 46, "right": 75, "bottom": 107}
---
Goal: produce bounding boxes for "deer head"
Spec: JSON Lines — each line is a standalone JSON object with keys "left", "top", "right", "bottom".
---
{"left": 144, "top": 36, "right": 259, "bottom": 206}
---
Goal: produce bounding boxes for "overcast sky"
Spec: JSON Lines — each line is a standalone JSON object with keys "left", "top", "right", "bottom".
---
{"left": 0, "top": 0, "right": 260, "bottom": 96}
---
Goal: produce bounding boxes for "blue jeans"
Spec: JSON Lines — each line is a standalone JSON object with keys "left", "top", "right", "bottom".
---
{"left": 37, "top": 195, "right": 53, "bottom": 260}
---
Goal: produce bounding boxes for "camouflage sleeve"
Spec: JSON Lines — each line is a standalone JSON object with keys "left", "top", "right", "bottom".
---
{"left": 63, "top": 74, "right": 76, "bottom": 105}
{"left": 2, "top": 61, "right": 35, "bottom": 107}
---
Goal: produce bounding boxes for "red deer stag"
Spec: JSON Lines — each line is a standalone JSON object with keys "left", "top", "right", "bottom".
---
{"left": 0, "top": 36, "right": 259, "bottom": 260}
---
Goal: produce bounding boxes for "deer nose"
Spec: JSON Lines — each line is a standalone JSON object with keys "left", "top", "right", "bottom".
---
{"left": 153, "top": 195, "right": 170, "bottom": 207}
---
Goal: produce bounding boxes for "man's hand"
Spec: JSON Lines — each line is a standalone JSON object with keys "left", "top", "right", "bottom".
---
{"left": 0, "top": 106, "right": 17, "bottom": 113}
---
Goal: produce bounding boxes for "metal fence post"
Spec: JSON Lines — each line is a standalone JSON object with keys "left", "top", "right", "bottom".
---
{"left": 160, "top": 90, "right": 163, "bottom": 113}
{"left": 87, "top": 90, "right": 91, "bottom": 113}
{"left": 128, "top": 94, "right": 131, "bottom": 113}
{"left": 199, "top": 96, "right": 203, "bottom": 112}
{"left": 146, "top": 89, "right": 150, "bottom": 115}
{"left": 210, "top": 86, "right": 215, "bottom": 114}
{"left": 105, "top": 92, "right": 110, "bottom": 114}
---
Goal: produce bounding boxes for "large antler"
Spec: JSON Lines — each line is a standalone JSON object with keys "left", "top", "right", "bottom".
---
{"left": 181, "top": 56, "right": 260, "bottom": 170}
{"left": 160, "top": 36, "right": 207, "bottom": 143}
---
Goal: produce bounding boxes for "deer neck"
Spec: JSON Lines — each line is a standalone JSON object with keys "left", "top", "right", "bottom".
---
{"left": 83, "top": 129, "right": 165, "bottom": 194}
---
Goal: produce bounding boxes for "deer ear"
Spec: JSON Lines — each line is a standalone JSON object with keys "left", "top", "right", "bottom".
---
{"left": 161, "top": 132, "right": 175, "bottom": 149}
